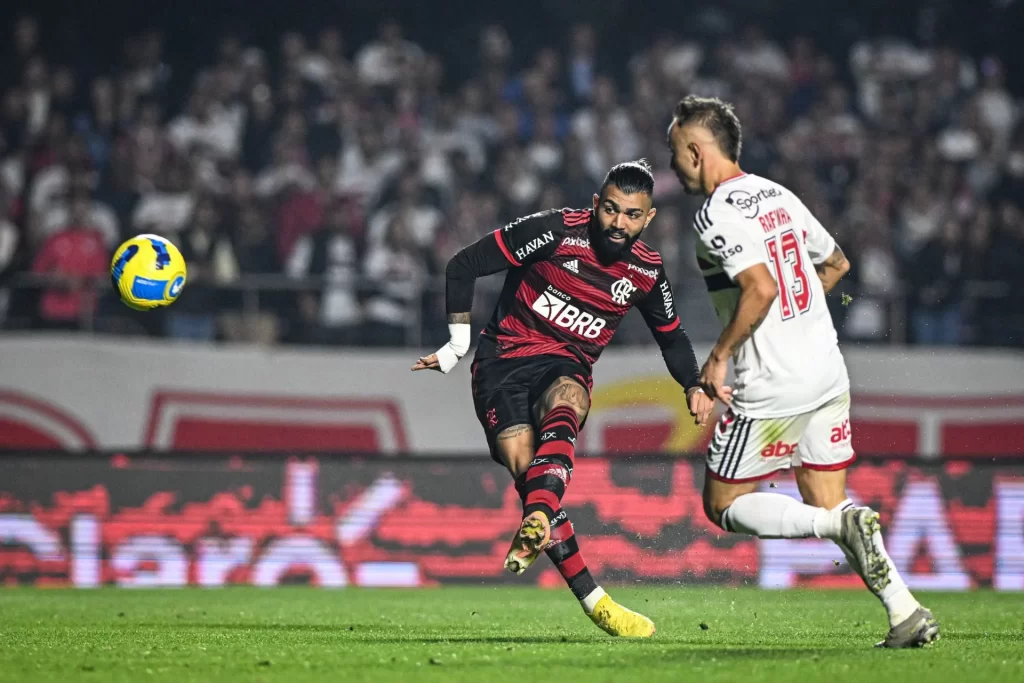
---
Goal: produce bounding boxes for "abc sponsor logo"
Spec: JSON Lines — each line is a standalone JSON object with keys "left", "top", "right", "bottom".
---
{"left": 830, "top": 419, "right": 851, "bottom": 445}
{"left": 761, "top": 441, "right": 798, "bottom": 458}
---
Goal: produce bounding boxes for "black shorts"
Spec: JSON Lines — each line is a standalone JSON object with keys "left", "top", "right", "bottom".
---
{"left": 471, "top": 354, "right": 593, "bottom": 462}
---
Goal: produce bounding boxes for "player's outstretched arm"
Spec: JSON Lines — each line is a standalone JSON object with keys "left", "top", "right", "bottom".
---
{"left": 413, "top": 210, "right": 567, "bottom": 374}
{"left": 700, "top": 264, "right": 777, "bottom": 402}
{"left": 814, "top": 245, "right": 851, "bottom": 294}
{"left": 410, "top": 236, "right": 500, "bottom": 373}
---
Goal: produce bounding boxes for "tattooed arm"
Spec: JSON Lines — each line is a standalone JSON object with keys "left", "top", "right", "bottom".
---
{"left": 414, "top": 210, "right": 568, "bottom": 374}
{"left": 699, "top": 264, "right": 778, "bottom": 403}
{"left": 814, "top": 245, "right": 851, "bottom": 295}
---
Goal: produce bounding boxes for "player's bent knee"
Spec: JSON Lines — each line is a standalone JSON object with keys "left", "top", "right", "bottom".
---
{"left": 540, "top": 377, "right": 590, "bottom": 420}
{"left": 494, "top": 424, "right": 535, "bottom": 478}
{"left": 703, "top": 497, "right": 726, "bottom": 528}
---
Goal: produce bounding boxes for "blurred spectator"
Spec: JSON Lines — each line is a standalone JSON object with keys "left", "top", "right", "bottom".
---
{"left": 366, "top": 171, "right": 443, "bottom": 250}
{"left": 167, "top": 198, "right": 237, "bottom": 341}
{"left": 909, "top": 219, "right": 965, "bottom": 345}
{"left": 573, "top": 76, "right": 641, "bottom": 182}
{"left": 355, "top": 21, "right": 424, "bottom": 88}
{"left": 568, "top": 24, "right": 597, "bottom": 105}
{"left": 897, "top": 181, "right": 947, "bottom": 259}
{"left": 30, "top": 192, "right": 109, "bottom": 328}
{"left": 0, "top": 196, "right": 17, "bottom": 324}
{"left": 132, "top": 160, "right": 195, "bottom": 236}
{"left": 336, "top": 125, "right": 404, "bottom": 209}
{"left": 985, "top": 200, "right": 1024, "bottom": 346}
{"left": 221, "top": 202, "right": 280, "bottom": 344}
{"left": 167, "top": 89, "right": 243, "bottom": 161}
{"left": 363, "top": 213, "right": 431, "bottom": 346}
{"left": 1, "top": 11, "right": 1022, "bottom": 350}
{"left": 731, "top": 25, "right": 789, "bottom": 81}
{"left": 286, "top": 199, "right": 362, "bottom": 345}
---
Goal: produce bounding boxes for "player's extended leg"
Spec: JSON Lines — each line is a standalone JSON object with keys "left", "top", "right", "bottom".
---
{"left": 503, "top": 377, "right": 589, "bottom": 577}
{"left": 490, "top": 423, "right": 545, "bottom": 573}
{"left": 796, "top": 468, "right": 939, "bottom": 648}
{"left": 703, "top": 412, "right": 847, "bottom": 540}
{"left": 510, "top": 376, "right": 654, "bottom": 638}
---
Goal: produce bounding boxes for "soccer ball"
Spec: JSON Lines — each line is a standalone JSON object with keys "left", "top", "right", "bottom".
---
{"left": 110, "top": 235, "right": 187, "bottom": 310}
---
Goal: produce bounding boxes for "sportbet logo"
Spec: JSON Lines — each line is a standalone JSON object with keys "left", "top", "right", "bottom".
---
{"left": 531, "top": 291, "right": 607, "bottom": 339}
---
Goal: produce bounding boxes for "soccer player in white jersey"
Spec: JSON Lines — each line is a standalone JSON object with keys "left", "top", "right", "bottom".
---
{"left": 667, "top": 95, "right": 939, "bottom": 648}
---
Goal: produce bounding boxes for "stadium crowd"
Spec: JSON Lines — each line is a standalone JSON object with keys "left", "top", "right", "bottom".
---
{"left": 0, "top": 10, "right": 1022, "bottom": 347}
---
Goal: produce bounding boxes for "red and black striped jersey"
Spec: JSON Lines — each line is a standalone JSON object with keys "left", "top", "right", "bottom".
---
{"left": 457, "top": 208, "right": 681, "bottom": 368}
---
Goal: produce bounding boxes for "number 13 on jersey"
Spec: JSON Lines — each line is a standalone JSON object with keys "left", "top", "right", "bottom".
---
{"left": 765, "top": 229, "right": 812, "bottom": 320}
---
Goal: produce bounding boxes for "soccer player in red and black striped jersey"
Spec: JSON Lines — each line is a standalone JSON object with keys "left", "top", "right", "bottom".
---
{"left": 412, "top": 160, "right": 715, "bottom": 637}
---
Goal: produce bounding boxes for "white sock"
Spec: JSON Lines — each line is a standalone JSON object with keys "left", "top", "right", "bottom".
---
{"left": 720, "top": 493, "right": 841, "bottom": 540}
{"left": 580, "top": 586, "right": 607, "bottom": 615}
{"left": 868, "top": 522, "right": 921, "bottom": 627}
{"left": 830, "top": 500, "right": 921, "bottom": 628}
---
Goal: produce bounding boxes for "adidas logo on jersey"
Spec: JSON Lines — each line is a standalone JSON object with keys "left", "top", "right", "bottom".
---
{"left": 531, "top": 290, "right": 607, "bottom": 339}
{"left": 562, "top": 259, "right": 579, "bottom": 274}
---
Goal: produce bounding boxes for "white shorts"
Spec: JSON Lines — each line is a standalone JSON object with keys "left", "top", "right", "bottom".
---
{"left": 706, "top": 391, "right": 856, "bottom": 483}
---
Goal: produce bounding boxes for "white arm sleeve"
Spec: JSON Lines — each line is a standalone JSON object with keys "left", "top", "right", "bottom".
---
{"left": 801, "top": 201, "right": 838, "bottom": 265}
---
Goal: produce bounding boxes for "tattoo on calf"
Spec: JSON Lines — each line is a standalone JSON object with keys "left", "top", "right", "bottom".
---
{"left": 448, "top": 312, "right": 471, "bottom": 324}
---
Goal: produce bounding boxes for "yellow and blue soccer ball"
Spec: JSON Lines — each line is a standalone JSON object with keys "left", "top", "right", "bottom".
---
{"left": 110, "top": 235, "right": 187, "bottom": 310}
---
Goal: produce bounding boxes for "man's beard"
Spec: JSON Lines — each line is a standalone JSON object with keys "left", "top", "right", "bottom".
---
{"left": 589, "top": 220, "right": 641, "bottom": 263}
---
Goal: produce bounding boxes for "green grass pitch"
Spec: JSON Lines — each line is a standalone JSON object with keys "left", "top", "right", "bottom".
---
{"left": 1, "top": 587, "right": 1022, "bottom": 682}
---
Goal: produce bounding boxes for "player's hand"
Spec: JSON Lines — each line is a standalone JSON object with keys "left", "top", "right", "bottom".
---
{"left": 686, "top": 387, "right": 716, "bottom": 426}
{"left": 699, "top": 355, "right": 732, "bottom": 406}
{"left": 411, "top": 354, "right": 441, "bottom": 372}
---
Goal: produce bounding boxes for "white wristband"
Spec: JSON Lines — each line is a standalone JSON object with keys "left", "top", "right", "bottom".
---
{"left": 434, "top": 323, "right": 472, "bottom": 374}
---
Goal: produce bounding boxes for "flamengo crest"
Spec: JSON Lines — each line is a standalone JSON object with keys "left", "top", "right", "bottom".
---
{"left": 611, "top": 277, "right": 637, "bottom": 305}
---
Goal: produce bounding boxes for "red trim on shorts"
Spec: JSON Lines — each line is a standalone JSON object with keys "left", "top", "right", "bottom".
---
{"left": 706, "top": 467, "right": 781, "bottom": 485}
{"left": 656, "top": 318, "right": 681, "bottom": 333}
{"left": 494, "top": 230, "right": 520, "bottom": 266}
{"left": 799, "top": 453, "right": 857, "bottom": 472}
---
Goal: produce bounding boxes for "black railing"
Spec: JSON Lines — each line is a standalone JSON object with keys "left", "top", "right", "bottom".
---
{"left": 1, "top": 273, "right": 1015, "bottom": 347}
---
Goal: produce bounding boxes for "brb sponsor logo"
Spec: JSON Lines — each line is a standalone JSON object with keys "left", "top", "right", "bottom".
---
{"left": 628, "top": 263, "right": 658, "bottom": 278}
{"left": 830, "top": 419, "right": 851, "bottom": 444}
{"left": 725, "top": 187, "right": 782, "bottom": 219}
{"left": 761, "top": 441, "right": 798, "bottom": 458}
{"left": 532, "top": 286, "right": 607, "bottom": 339}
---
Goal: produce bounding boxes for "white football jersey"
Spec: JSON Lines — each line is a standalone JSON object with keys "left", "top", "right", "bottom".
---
{"left": 694, "top": 173, "right": 849, "bottom": 418}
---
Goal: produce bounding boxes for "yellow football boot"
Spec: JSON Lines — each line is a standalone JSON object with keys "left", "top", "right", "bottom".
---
{"left": 588, "top": 594, "right": 656, "bottom": 637}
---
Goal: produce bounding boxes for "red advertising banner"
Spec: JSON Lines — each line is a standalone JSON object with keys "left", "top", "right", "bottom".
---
{"left": 1, "top": 453, "right": 1022, "bottom": 590}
